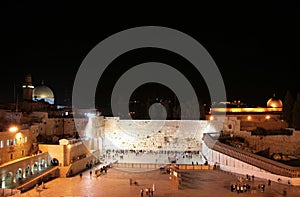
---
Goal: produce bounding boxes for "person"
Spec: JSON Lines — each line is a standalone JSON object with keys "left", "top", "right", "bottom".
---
{"left": 261, "top": 184, "right": 265, "bottom": 192}
{"left": 90, "top": 170, "right": 92, "bottom": 178}
{"left": 41, "top": 182, "right": 44, "bottom": 189}
{"left": 283, "top": 189, "right": 287, "bottom": 196}
{"left": 130, "top": 178, "right": 132, "bottom": 185}
{"left": 268, "top": 179, "right": 271, "bottom": 186}
{"left": 230, "top": 184, "right": 234, "bottom": 192}
{"left": 140, "top": 189, "right": 144, "bottom": 197}
{"left": 35, "top": 184, "right": 39, "bottom": 192}
{"left": 79, "top": 173, "right": 82, "bottom": 179}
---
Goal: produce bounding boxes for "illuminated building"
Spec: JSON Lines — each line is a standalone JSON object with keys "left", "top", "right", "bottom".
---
{"left": 207, "top": 95, "right": 287, "bottom": 131}
{"left": 32, "top": 81, "right": 55, "bottom": 105}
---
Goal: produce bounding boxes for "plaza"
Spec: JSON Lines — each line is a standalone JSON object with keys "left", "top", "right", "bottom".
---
{"left": 20, "top": 163, "right": 300, "bottom": 197}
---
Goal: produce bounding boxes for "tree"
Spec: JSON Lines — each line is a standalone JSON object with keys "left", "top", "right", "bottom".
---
{"left": 292, "top": 94, "right": 300, "bottom": 130}
{"left": 282, "top": 90, "right": 294, "bottom": 127}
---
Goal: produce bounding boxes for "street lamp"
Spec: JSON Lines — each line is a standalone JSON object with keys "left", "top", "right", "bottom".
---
{"left": 9, "top": 126, "right": 18, "bottom": 132}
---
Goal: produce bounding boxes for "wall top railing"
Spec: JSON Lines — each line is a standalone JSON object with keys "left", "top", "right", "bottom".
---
{"left": 203, "top": 133, "right": 300, "bottom": 177}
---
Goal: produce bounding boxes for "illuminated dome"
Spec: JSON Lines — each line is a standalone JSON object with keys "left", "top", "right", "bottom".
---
{"left": 267, "top": 95, "right": 282, "bottom": 108}
{"left": 32, "top": 84, "right": 55, "bottom": 104}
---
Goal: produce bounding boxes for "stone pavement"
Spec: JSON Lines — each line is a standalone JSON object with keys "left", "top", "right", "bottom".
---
{"left": 20, "top": 165, "right": 300, "bottom": 197}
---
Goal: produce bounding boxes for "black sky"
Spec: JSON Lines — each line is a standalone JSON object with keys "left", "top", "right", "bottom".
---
{"left": 0, "top": 1, "right": 299, "bottom": 107}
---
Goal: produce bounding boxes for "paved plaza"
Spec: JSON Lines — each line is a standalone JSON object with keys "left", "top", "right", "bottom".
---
{"left": 20, "top": 163, "right": 300, "bottom": 197}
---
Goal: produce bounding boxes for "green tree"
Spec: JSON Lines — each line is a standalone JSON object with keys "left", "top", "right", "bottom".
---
{"left": 292, "top": 94, "right": 300, "bottom": 129}
{"left": 282, "top": 90, "right": 294, "bottom": 127}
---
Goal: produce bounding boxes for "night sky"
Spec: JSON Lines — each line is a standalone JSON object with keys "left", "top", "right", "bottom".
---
{"left": 0, "top": 1, "right": 299, "bottom": 108}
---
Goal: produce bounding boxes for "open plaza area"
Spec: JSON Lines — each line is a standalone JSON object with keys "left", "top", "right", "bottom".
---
{"left": 20, "top": 163, "right": 300, "bottom": 197}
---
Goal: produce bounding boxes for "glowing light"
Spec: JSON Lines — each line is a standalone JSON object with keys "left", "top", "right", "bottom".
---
{"left": 247, "top": 116, "right": 252, "bottom": 120}
{"left": 67, "top": 144, "right": 72, "bottom": 149}
{"left": 266, "top": 115, "right": 270, "bottom": 120}
{"left": 209, "top": 116, "right": 214, "bottom": 120}
{"left": 9, "top": 126, "right": 18, "bottom": 132}
{"left": 210, "top": 107, "right": 282, "bottom": 113}
{"left": 16, "top": 132, "right": 22, "bottom": 140}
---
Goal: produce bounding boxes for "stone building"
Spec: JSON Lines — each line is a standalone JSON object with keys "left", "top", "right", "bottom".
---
{"left": 0, "top": 124, "right": 40, "bottom": 165}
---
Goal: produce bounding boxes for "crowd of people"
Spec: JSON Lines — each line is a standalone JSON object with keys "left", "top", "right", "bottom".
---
{"left": 230, "top": 183, "right": 251, "bottom": 193}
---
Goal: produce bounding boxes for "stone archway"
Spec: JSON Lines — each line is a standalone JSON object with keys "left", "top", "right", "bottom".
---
{"left": 33, "top": 161, "right": 39, "bottom": 174}
{"left": 16, "top": 168, "right": 22, "bottom": 182}
{"left": 40, "top": 159, "right": 45, "bottom": 170}
{"left": 25, "top": 165, "right": 31, "bottom": 178}
{"left": 4, "top": 172, "right": 14, "bottom": 188}
{"left": 51, "top": 158, "right": 59, "bottom": 166}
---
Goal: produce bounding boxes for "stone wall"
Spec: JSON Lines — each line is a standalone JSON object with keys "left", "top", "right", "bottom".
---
{"left": 103, "top": 119, "right": 227, "bottom": 151}
{"left": 233, "top": 129, "right": 300, "bottom": 155}
{"left": 240, "top": 119, "right": 288, "bottom": 131}
{"left": 39, "top": 144, "right": 64, "bottom": 166}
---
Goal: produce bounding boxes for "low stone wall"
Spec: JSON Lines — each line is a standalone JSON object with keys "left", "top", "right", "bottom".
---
{"left": 178, "top": 164, "right": 214, "bottom": 170}
{"left": 0, "top": 188, "right": 21, "bottom": 197}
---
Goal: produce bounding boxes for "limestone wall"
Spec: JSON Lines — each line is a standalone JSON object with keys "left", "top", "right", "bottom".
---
{"left": 68, "top": 142, "right": 91, "bottom": 164}
{"left": 233, "top": 130, "right": 300, "bottom": 155}
{"left": 39, "top": 144, "right": 64, "bottom": 166}
{"left": 103, "top": 119, "right": 225, "bottom": 151}
{"left": 240, "top": 119, "right": 288, "bottom": 131}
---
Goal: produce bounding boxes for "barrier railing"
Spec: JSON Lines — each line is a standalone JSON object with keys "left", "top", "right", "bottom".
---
{"left": 112, "top": 163, "right": 162, "bottom": 169}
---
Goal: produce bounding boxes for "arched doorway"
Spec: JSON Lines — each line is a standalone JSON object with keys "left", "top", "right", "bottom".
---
{"left": 40, "top": 159, "right": 45, "bottom": 170}
{"left": 4, "top": 172, "right": 13, "bottom": 187}
{"left": 51, "top": 158, "right": 59, "bottom": 166}
{"left": 25, "top": 165, "right": 31, "bottom": 178}
{"left": 16, "top": 168, "right": 22, "bottom": 181}
{"left": 33, "top": 162, "right": 39, "bottom": 173}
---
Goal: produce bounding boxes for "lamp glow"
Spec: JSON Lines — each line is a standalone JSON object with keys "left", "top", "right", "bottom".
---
{"left": 9, "top": 126, "right": 18, "bottom": 132}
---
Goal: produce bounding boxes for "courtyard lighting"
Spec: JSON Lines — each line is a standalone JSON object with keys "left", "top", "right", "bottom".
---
{"left": 9, "top": 126, "right": 18, "bottom": 132}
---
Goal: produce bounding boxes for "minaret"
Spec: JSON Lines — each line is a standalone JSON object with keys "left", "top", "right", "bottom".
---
{"left": 22, "top": 74, "right": 34, "bottom": 101}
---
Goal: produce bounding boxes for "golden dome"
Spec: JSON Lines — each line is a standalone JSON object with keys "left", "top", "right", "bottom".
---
{"left": 267, "top": 96, "right": 282, "bottom": 108}
{"left": 33, "top": 85, "right": 54, "bottom": 99}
